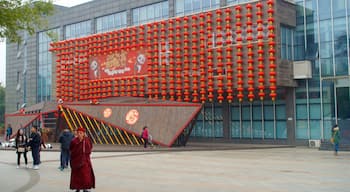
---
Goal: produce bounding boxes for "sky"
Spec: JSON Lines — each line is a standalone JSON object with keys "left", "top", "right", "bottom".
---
{"left": 0, "top": 0, "right": 92, "bottom": 87}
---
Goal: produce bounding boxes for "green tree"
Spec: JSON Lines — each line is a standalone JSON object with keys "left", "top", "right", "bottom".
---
{"left": 0, "top": 83, "right": 5, "bottom": 129}
{"left": 0, "top": 0, "right": 54, "bottom": 42}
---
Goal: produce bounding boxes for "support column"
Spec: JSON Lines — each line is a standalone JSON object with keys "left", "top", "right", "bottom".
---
{"left": 285, "top": 87, "right": 295, "bottom": 145}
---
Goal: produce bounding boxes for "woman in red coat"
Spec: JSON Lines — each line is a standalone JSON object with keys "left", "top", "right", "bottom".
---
{"left": 142, "top": 126, "right": 149, "bottom": 148}
{"left": 69, "top": 127, "right": 95, "bottom": 192}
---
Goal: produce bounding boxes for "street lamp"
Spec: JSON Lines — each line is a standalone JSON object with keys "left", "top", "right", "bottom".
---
{"left": 16, "top": 31, "right": 28, "bottom": 107}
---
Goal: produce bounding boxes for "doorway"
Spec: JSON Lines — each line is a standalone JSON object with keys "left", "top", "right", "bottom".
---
{"left": 336, "top": 87, "right": 350, "bottom": 143}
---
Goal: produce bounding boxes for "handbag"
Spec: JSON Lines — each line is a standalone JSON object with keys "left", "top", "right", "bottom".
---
{"left": 17, "top": 147, "right": 25, "bottom": 153}
{"left": 330, "top": 137, "right": 334, "bottom": 144}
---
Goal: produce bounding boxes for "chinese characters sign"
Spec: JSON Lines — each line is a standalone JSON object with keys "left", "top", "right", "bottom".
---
{"left": 89, "top": 49, "right": 148, "bottom": 79}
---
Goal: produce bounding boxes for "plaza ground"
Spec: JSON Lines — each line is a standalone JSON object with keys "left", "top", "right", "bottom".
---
{"left": 0, "top": 147, "right": 349, "bottom": 192}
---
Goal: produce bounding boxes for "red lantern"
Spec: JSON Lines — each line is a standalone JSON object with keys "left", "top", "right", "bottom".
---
{"left": 267, "top": 0, "right": 276, "bottom": 101}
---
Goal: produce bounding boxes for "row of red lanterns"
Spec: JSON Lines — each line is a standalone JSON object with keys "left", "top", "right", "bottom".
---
{"left": 51, "top": 1, "right": 277, "bottom": 103}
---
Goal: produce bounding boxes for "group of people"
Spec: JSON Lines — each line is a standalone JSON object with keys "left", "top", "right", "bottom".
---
{"left": 15, "top": 125, "right": 43, "bottom": 170}
{"left": 14, "top": 126, "right": 95, "bottom": 192}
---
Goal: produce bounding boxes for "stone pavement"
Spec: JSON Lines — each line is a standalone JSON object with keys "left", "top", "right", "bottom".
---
{"left": 0, "top": 147, "right": 349, "bottom": 192}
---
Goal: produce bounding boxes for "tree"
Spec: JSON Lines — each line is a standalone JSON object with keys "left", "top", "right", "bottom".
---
{"left": 0, "top": 83, "right": 5, "bottom": 129}
{"left": 0, "top": 0, "right": 54, "bottom": 42}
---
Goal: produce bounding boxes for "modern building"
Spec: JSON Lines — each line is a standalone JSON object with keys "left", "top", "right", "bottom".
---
{"left": 5, "top": 0, "right": 350, "bottom": 147}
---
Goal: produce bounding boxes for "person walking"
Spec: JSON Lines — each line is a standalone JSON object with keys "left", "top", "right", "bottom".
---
{"left": 141, "top": 126, "right": 149, "bottom": 148}
{"left": 69, "top": 127, "right": 95, "bottom": 192}
{"left": 58, "top": 128, "right": 74, "bottom": 171}
{"left": 6, "top": 124, "right": 13, "bottom": 141}
{"left": 331, "top": 125, "right": 341, "bottom": 156}
{"left": 28, "top": 125, "right": 41, "bottom": 170}
{"left": 15, "top": 129, "right": 28, "bottom": 168}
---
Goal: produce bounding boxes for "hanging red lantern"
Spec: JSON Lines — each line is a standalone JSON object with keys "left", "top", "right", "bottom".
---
{"left": 235, "top": 6, "right": 244, "bottom": 102}
{"left": 267, "top": 0, "right": 276, "bottom": 101}
{"left": 256, "top": 2, "right": 265, "bottom": 100}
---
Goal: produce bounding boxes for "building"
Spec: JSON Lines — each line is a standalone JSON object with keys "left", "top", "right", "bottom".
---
{"left": 5, "top": 0, "right": 350, "bottom": 146}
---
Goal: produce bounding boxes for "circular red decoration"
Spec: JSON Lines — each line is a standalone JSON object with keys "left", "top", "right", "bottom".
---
{"left": 103, "top": 108, "right": 112, "bottom": 118}
{"left": 125, "top": 109, "right": 139, "bottom": 125}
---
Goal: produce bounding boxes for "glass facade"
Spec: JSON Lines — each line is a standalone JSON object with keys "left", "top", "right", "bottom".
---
{"left": 293, "top": 0, "right": 350, "bottom": 141}
{"left": 132, "top": 1, "right": 169, "bottom": 26}
{"left": 175, "top": 0, "right": 220, "bottom": 16}
{"left": 227, "top": 0, "right": 255, "bottom": 5}
{"left": 37, "top": 28, "right": 60, "bottom": 102}
{"left": 65, "top": 20, "right": 92, "bottom": 39}
{"left": 96, "top": 11, "right": 127, "bottom": 33}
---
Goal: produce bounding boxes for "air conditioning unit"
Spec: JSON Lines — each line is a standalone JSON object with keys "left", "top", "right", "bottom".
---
{"left": 309, "top": 140, "right": 320, "bottom": 148}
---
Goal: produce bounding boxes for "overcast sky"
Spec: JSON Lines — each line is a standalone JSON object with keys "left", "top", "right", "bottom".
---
{"left": 0, "top": 0, "right": 92, "bottom": 86}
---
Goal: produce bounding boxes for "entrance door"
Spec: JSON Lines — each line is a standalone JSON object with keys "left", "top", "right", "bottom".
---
{"left": 336, "top": 87, "right": 350, "bottom": 143}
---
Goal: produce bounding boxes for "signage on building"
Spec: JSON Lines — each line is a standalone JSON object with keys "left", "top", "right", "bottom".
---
{"left": 89, "top": 49, "right": 148, "bottom": 80}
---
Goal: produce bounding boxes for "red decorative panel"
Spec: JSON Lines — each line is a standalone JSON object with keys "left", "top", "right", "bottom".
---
{"left": 50, "top": 1, "right": 277, "bottom": 103}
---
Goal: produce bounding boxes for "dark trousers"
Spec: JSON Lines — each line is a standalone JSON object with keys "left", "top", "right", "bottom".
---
{"left": 17, "top": 152, "right": 28, "bottom": 165}
{"left": 143, "top": 138, "right": 148, "bottom": 148}
{"left": 334, "top": 143, "right": 339, "bottom": 152}
{"left": 31, "top": 147, "right": 40, "bottom": 165}
{"left": 60, "top": 148, "right": 70, "bottom": 168}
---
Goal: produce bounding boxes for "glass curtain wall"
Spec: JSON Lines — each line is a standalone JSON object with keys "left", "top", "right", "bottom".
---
{"left": 37, "top": 28, "right": 60, "bottom": 102}
{"left": 132, "top": 1, "right": 169, "bottom": 26}
{"left": 65, "top": 20, "right": 92, "bottom": 40}
{"left": 192, "top": 104, "right": 223, "bottom": 138}
{"left": 175, "top": 0, "right": 220, "bottom": 16}
{"left": 96, "top": 11, "right": 127, "bottom": 33}
{"left": 294, "top": 0, "right": 350, "bottom": 141}
{"left": 227, "top": 0, "right": 255, "bottom": 6}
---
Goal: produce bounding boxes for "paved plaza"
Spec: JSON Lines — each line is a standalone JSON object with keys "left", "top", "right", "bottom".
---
{"left": 0, "top": 147, "right": 349, "bottom": 192}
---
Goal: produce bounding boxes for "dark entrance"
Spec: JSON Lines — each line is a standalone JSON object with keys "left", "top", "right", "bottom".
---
{"left": 336, "top": 87, "right": 350, "bottom": 143}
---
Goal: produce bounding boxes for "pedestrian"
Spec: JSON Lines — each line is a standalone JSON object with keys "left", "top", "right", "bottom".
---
{"left": 331, "top": 124, "right": 341, "bottom": 156}
{"left": 69, "top": 127, "right": 95, "bottom": 192}
{"left": 15, "top": 128, "right": 28, "bottom": 168}
{"left": 27, "top": 125, "right": 41, "bottom": 170}
{"left": 141, "top": 126, "right": 149, "bottom": 148}
{"left": 58, "top": 128, "right": 74, "bottom": 171}
{"left": 6, "top": 124, "right": 13, "bottom": 141}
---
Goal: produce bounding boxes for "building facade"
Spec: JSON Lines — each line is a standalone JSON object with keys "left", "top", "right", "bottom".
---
{"left": 6, "top": 0, "right": 350, "bottom": 145}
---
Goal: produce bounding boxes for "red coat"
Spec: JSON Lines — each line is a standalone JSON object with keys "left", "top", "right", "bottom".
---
{"left": 142, "top": 128, "right": 149, "bottom": 140}
{"left": 69, "top": 136, "right": 95, "bottom": 190}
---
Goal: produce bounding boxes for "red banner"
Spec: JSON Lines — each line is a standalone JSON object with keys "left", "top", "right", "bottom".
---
{"left": 89, "top": 49, "right": 148, "bottom": 80}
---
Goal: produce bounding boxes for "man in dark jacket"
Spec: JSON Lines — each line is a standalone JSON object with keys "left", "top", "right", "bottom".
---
{"left": 28, "top": 125, "right": 41, "bottom": 170}
{"left": 59, "top": 128, "right": 74, "bottom": 171}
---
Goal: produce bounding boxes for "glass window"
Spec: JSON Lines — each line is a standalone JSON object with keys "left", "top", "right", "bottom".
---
{"left": 231, "top": 121, "right": 240, "bottom": 138}
{"left": 37, "top": 28, "right": 60, "bottom": 102}
{"left": 227, "top": 0, "right": 253, "bottom": 5}
{"left": 242, "top": 121, "right": 251, "bottom": 138}
{"left": 310, "top": 120, "right": 321, "bottom": 139}
{"left": 253, "top": 121, "right": 262, "bottom": 138}
{"left": 333, "top": 17, "right": 347, "bottom": 41}
{"left": 318, "top": 0, "right": 331, "bottom": 20}
{"left": 333, "top": 0, "right": 346, "bottom": 18}
{"left": 296, "top": 120, "right": 308, "bottom": 139}
{"left": 252, "top": 105, "right": 262, "bottom": 120}
{"left": 264, "top": 121, "right": 274, "bottom": 139}
{"left": 309, "top": 104, "right": 321, "bottom": 119}
{"left": 242, "top": 105, "right": 251, "bottom": 121}
{"left": 276, "top": 121, "right": 287, "bottom": 139}
{"left": 320, "top": 58, "right": 334, "bottom": 76}
{"left": 132, "top": 1, "right": 169, "bottom": 26}
{"left": 296, "top": 104, "right": 307, "bottom": 119}
{"left": 281, "top": 26, "right": 294, "bottom": 60}
{"left": 335, "top": 56, "right": 349, "bottom": 75}
{"left": 175, "top": 0, "right": 220, "bottom": 16}
{"left": 96, "top": 11, "right": 127, "bottom": 33}
{"left": 264, "top": 105, "right": 274, "bottom": 120}
{"left": 65, "top": 20, "right": 91, "bottom": 39}
{"left": 319, "top": 20, "right": 332, "bottom": 42}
